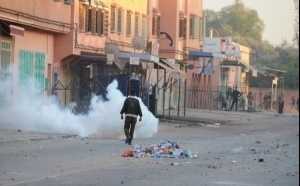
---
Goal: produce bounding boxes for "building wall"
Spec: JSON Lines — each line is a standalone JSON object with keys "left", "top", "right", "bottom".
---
{"left": 0, "top": 0, "right": 69, "bottom": 99}
{"left": 1, "top": 0, "right": 257, "bottom": 112}
{"left": 0, "top": 0, "right": 72, "bottom": 33}
{"left": 159, "top": 0, "right": 203, "bottom": 60}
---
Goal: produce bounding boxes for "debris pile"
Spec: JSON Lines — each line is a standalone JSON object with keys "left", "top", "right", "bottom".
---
{"left": 122, "top": 140, "right": 198, "bottom": 158}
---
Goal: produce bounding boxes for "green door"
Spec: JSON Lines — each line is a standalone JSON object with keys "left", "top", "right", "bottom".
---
{"left": 19, "top": 51, "right": 45, "bottom": 92}
{"left": 34, "top": 52, "right": 45, "bottom": 91}
{"left": 19, "top": 50, "right": 34, "bottom": 86}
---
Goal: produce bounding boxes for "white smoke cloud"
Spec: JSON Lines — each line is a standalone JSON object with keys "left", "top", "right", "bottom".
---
{"left": 0, "top": 71, "right": 159, "bottom": 139}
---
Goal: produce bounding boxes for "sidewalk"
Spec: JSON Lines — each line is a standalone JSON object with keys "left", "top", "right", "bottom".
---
{"left": 157, "top": 108, "right": 299, "bottom": 124}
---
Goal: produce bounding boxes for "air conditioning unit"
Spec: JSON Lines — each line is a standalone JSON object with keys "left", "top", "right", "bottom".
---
{"left": 64, "top": 0, "right": 73, "bottom": 4}
{"left": 53, "top": 0, "right": 63, "bottom": 2}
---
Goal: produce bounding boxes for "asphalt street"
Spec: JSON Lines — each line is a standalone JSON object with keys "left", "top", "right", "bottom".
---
{"left": 0, "top": 109, "right": 299, "bottom": 186}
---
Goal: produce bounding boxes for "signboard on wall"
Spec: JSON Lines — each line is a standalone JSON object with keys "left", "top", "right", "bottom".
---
{"left": 199, "top": 57, "right": 215, "bottom": 74}
{"left": 202, "top": 38, "right": 221, "bottom": 53}
{"left": 130, "top": 57, "right": 140, "bottom": 65}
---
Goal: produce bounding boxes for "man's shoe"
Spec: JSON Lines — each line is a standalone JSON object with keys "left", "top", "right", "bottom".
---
{"left": 125, "top": 139, "right": 128, "bottom": 144}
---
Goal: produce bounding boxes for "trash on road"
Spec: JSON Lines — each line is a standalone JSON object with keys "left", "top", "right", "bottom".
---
{"left": 122, "top": 140, "right": 198, "bottom": 159}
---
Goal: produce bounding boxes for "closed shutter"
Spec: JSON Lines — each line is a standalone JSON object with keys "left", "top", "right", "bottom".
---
{"left": 19, "top": 50, "right": 33, "bottom": 86}
{"left": 194, "top": 16, "right": 200, "bottom": 39}
{"left": 200, "top": 17, "right": 206, "bottom": 39}
{"left": 1, "top": 42, "right": 11, "bottom": 69}
{"left": 79, "top": 4, "right": 85, "bottom": 31}
{"left": 103, "top": 10, "right": 109, "bottom": 36}
{"left": 110, "top": 7, "right": 116, "bottom": 32}
{"left": 96, "top": 10, "right": 104, "bottom": 35}
{"left": 117, "top": 8, "right": 123, "bottom": 34}
{"left": 91, "top": 8, "right": 96, "bottom": 34}
{"left": 157, "top": 16, "right": 160, "bottom": 36}
{"left": 85, "top": 7, "right": 90, "bottom": 32}
{"left": 34, "top": 52, "right": 45, "bottom": 91}
{"left": 134, "top": 13, "right": 139, "bottom": 36}
{"left": 142, "top": 15, "right": 148, "bottom": 40}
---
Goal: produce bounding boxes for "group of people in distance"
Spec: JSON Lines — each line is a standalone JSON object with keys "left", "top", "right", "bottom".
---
{"left": 120, "top": 88, "right": 298, "bottom": 146}
{"left": 221, "top": 86, "right": 298, "bottom": 114}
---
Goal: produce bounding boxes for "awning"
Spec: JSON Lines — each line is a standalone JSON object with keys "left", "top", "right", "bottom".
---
{"left": 117, "top": 52, "right": 186, "bottom": 80}
{"left": 189, "top": 50, "right": 224, "bottom": 58}
{"left": 221, "top": 60, "right": 266, "bottom": 77}
{"left": 118, "top": 52, "right": 159, "bottom": 63}
{"left": 9, "top": 25, "right": 24, "bottom": 37}
{"left": 160, "top": 58, "right": 186, "bottom": 79}
{"left": 256, "top": 67, "right": 286, "bottom": 78}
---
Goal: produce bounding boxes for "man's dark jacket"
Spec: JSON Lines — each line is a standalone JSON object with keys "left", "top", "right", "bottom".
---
{"left": 120, "top": 96, "right": 143, "bottom": 118}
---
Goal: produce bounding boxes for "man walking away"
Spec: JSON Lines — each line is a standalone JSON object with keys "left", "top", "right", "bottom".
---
{"left": 278, "top": 93, "right": 284, "bottom": 114}
{"left": 230, "top": 86, "right": 242, "bottom": 111}
{"left": 120, "top": 90, "right": 143, "bottom": 145}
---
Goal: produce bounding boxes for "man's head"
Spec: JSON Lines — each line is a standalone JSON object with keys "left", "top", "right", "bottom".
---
{"left": 129, "top": 90, "right": 135, "bottom": 96}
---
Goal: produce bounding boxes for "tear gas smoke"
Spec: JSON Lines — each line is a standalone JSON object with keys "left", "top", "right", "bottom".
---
{"left": 0, "top": 70, "right": 158, "bottom": 139}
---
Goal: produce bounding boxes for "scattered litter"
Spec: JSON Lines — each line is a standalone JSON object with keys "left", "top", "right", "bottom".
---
{"left": 240, "top": 134, "right": 245, "bottom": 136}
{"left": 170, "top": 162, "right": 181, "bottom": 166}
{"left": 258, "top": 158, "right": 264, "bottom": 162}
{"left": 123, "top": 140, "right": 199, "bottom": 159}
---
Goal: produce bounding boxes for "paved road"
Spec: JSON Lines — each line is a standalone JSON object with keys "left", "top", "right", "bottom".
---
{"left": 0, "top": 110, "right": 299, "bottom": 186}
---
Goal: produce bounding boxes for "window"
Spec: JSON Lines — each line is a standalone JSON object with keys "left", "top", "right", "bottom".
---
{"left": 126, "top": 11, "right": 132, "bottom": 36}
{"left": 79, "top": 4, "right": 108, "bottom": 36}
{"left": 0, "top": 41, "right": 11, "bottom": 70}
{"left": 141, "top": 15, "right": 148, "bottom": 40}
{"left": 110, "top": 6, "right": 123, "bottom": 34}
{"left": 134, "top": 13, "right": 139, "bottom": 36}
{"left": 85, "top": 8, "right": 92, "bottom": 32}
{"left": 179, "top": 16, "right": 187, "bottom": 38}
{"left": 189, "top": 14, "right": 200, "bottom": 39}
{"left": 96, "top": 10, "right": 104, "bottom": 35}
{"left": 152, "top": 15, "right": 160, "bottom": 37}
{"left": 117, "top": 8, "right": 123, "bottom": 34}
{"left": 110, "top": 6, "right": 116, "bottom": 32}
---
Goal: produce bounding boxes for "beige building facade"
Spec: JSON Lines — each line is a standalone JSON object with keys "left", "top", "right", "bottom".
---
{"left": 1, "top": 0, "right": 256, "bottom": 114}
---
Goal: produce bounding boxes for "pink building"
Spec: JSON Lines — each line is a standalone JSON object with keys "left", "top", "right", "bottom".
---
{"left": 1, "top": 0, "right": 260, "bottom": 114}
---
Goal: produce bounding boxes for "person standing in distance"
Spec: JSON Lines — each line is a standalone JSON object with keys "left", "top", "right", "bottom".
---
{"left": 120, "top": 90, "right": 143, "bottom": 145}
{"left": 230, "top": 86, "right": 242, "bottom": 111}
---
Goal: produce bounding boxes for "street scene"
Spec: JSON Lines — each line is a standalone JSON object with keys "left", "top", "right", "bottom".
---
{"left": 0, "top": 0, "right": 299, "bottom": 186}
{"left": 0, "top": 110, "right": 299, "bottom": 186}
